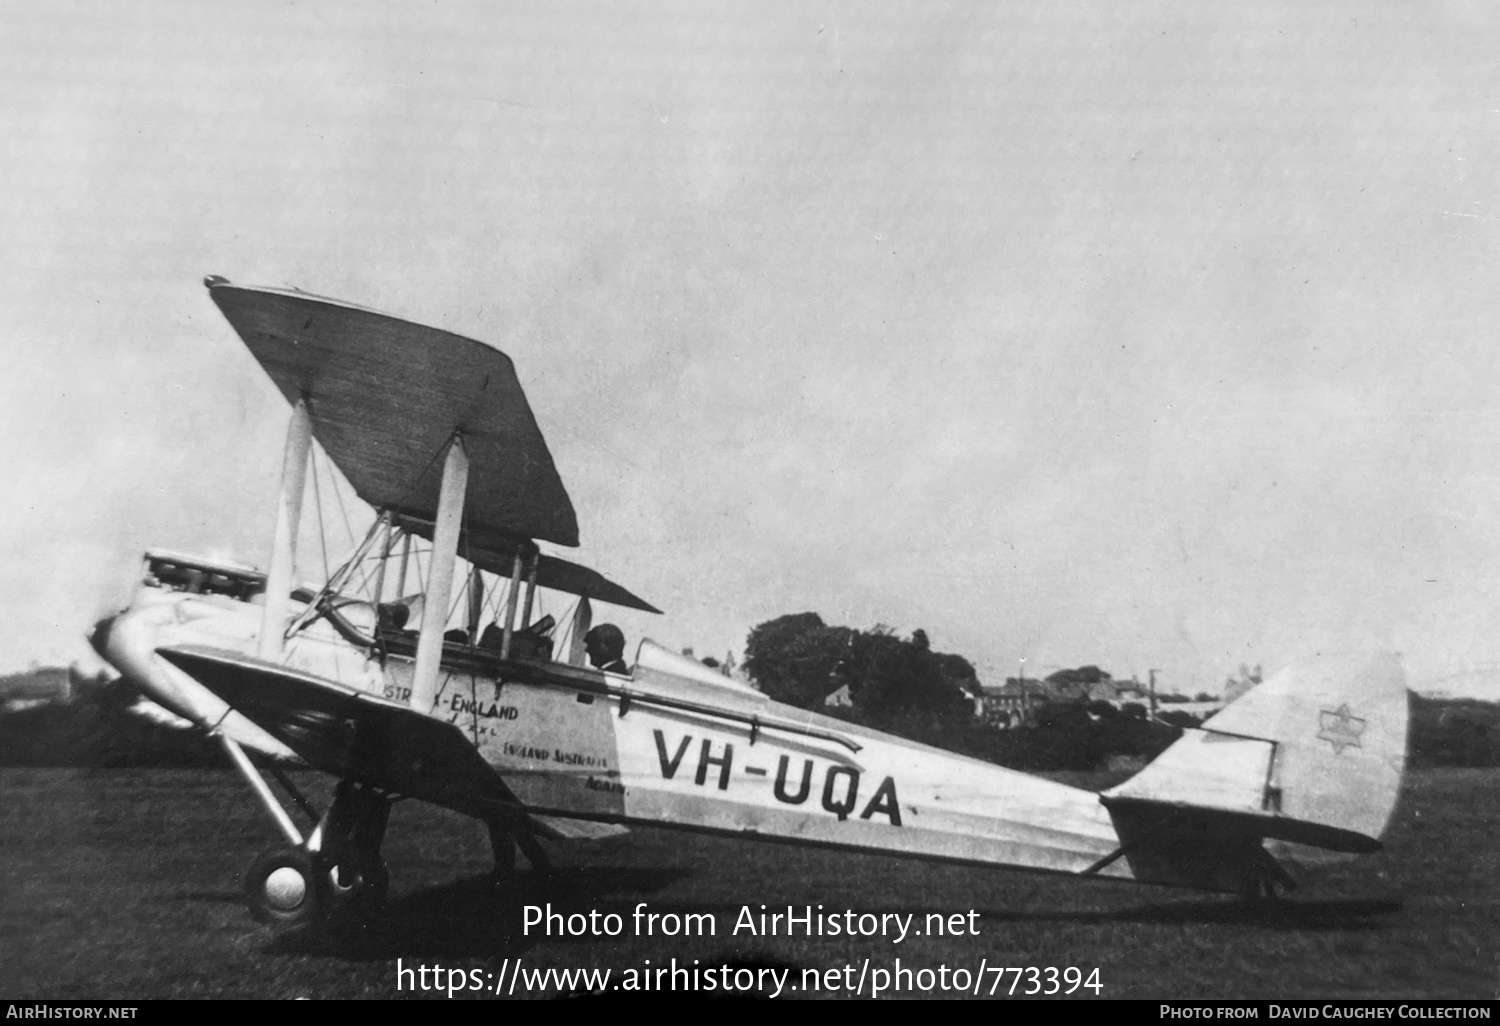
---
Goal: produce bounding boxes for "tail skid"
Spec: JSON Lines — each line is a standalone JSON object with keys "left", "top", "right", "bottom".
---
{"left": 1100, "top": 652, "right": 1408, "bottom": 892}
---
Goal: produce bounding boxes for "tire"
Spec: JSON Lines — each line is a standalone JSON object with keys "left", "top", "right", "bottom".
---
{"left": 245, "top": 846, "right": 321, "bottom": 926}
{"left": 321, "top": 853, "right": 390, "bottom": 913}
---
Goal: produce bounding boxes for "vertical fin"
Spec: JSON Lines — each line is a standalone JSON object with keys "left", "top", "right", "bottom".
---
{"left": 1104, "top": 652, "right": 1408, "bottom": 851}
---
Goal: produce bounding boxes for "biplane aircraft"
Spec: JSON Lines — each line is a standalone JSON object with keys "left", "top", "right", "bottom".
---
{"left": 93, "top": 276, "right": 1410, "bottom": 927}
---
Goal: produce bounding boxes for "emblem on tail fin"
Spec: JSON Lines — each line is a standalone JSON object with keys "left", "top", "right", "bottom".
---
{"left": 1317, "top": 703, "right": 1367, "bottom": 754}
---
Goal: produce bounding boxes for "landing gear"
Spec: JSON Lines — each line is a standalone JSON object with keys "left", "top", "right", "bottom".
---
{"left": 315, "top": 780, "right": 392, "bottom": 914}
{"left": 487, "top": 816, "right": 551, "bottom": 888}
{"left": 245, "top": 846, "right": 320, "bottom": 925}
{"left": 243, "top": 778, "right": 393, "bottom": 927}
{"left": 322, "top": 849, "right": 391, "bottom": 912}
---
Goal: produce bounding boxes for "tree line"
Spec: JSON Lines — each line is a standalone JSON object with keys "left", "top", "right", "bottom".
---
{"left": 742, "top": 612, "right": 975, "bottom": 717}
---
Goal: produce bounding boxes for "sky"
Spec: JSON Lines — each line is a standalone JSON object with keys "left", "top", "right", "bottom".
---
{"left": 5, "top": 1, "right": 1500, "bottom": 697}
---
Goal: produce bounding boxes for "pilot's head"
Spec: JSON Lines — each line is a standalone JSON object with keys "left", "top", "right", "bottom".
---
{"left": 584, "top": 623, "right": 625, "bottom": 668}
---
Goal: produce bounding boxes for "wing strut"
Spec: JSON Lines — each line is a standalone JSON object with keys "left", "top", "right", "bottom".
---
{"left": 567, "top": 596, "right": 593, "bottom": 667}
{"left": 411, "top": 437, "right": 468, "bottom": 712}
{"left": 258, "top": 398, "right": 311, "bottom": 661}
{"left": 371, "top": 518, "right": 394, "bottom": 604}
{"left": 499, "top": 550, "right": 524, "bottom": 659}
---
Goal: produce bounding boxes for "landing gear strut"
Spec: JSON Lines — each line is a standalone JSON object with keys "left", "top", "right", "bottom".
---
{"left": 486, "top": 816, "right": 551, "bottom": 887}
{"left": 244, "top": 778, "right": 392, "bottom": 926}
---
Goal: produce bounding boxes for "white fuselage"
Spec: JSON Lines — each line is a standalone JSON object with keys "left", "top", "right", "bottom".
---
{"left": 95, "top": 577, "right": 383, "bottom": 762}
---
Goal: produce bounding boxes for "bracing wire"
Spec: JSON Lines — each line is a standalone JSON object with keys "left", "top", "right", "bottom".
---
{"left": 459, "top": 464, "right": 475, "bottom": 640}
{"left": 448, "top": 574, "right": 468, "bottom": 630}
{"left": 346, "top": 549, "right": 382, "bottom": 602}
{"left": 556, "top": 597, "right": 581, "bottom": 660}
{"left": 480, "top": 570, "right": 505, "bottom": 626}
{"left": 346, "top": 518, "right": 396, "bottom": 602}
{"left": 324, "top": 447, "right": 358, "bottom": 556}
{"left": 282, "top": 513, "right": 385, "bottom": 640}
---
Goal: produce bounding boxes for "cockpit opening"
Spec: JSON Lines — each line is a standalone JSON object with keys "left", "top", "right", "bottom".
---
{"left": 480, "top": 613, "right": 556, "bottom": 660}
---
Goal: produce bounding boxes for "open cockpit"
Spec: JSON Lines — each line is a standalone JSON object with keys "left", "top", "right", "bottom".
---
{"left": 275, "top": 510, "right": 658, "bottom": 689}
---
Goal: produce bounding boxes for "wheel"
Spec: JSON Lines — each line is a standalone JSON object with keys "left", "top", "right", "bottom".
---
{"left": 245, "top": 846, "right": 321, "bottom": 926}
{"left": 321, "top": 853, "right": 390, "bottom": 912}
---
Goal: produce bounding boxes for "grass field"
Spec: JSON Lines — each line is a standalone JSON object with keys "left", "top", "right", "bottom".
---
{"left": 1, "top": 766, "right": 1495, "bottom": 1000}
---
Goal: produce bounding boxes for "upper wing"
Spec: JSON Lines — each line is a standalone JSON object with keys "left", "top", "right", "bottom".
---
{"left": 206, "top": 277, "right": 579, "bottom": 548}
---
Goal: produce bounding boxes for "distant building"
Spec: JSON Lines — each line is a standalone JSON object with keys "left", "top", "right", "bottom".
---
{"left": 969, "top": 678, "right": 1052, "bottom": 728}
{"left": 1111, "top": 676, "right": 1150, "bottom": 707}
{"left": 1042, "top": 678, "right": 1120, "bottom": 705}
{"left": 964, "top": 664, "right": 1233, "bottom": 727}
{"left": 971, "top": 666, "right": 1166, "bottom": 727}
